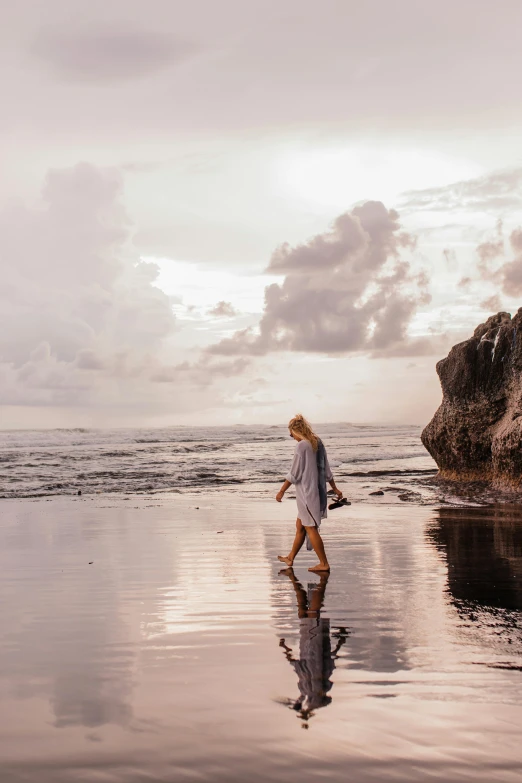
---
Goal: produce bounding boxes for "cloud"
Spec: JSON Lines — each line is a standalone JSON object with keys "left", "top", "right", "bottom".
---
{"left": 442, "top": 248, "right": 457, "bottom": 269}
{"left": 400, "top": 168, "right": 522, "bottom": 214}
{"left": 32, "top": 24, "right": 194, "bottom": 83}
{"left": 500, "top": 228, "right": 522, "bottom": 296}
{"left": 511, "top": 228, "right": 522, "bottom": 253}
{"left": 0, "top": 163, "right": 173, "bottom": 369}
{"left": 3, "top": 0, "right": 522, "bottom": 150}
{"left": 480, "top": 295, "right": 502, "bottom": 312}
{"left": 464, "top": 222, "right": 522, "bottom": 297}
{"left": 149, "top": 357, "right": 249, "bottom": 385}
{"left": 440, "top": 217, "right": 522, "bottom": 306}
{"left": 0, "top": 162, "right": 245, "bottom": 411}
{"left": 208, "top": 301, "right": 239, "bottom": 318}
{"left": 207, "top": 201, "right": 431, "bottom": 358}
{"left": 75, "top": 349, "right": 108, "bottom": 371}
{"left": 476, "top": 219, "right": 504, "bottom": 280}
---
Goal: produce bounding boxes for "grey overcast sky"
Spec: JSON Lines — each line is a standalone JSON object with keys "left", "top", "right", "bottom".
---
{"left": 1, "top": 0, "right": 522, "bottom": 428}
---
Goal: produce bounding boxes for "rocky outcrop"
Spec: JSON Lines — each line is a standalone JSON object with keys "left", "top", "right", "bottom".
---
{"left": 421, "top": 310, "right": 522, "bottom": 486}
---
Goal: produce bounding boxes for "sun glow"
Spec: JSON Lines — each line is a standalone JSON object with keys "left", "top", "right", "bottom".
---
{"left": 144, "top": 257, "right": 281, "bottom": 318}
{"left": 276, "top": 144, "right": 482, "bottom": 212}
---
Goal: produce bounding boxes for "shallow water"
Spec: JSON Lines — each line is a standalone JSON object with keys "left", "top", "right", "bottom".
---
{"left": 0, "top": 423, "right": 436, "bottom": 500}
{"left": 0, "top": 495, "right": 521, "bottom": 782}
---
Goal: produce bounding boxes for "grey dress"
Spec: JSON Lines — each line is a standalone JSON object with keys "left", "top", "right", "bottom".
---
{"left": 286, "top": 439, "right": 333, "bottom": 529}
{"left": 291, "top": 616, "right": 335, "bottom": 713}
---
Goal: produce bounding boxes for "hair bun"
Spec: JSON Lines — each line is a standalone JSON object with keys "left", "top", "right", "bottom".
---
{"left": 294, "top": 413, "right": 304, "bottom": 421}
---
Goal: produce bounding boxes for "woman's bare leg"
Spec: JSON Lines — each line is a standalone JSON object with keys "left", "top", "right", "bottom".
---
{"left": 307, "top": 572, "right": 329, "bottom": 614}
{"left": 280, "top": 567, "right": 309, "bottom": 618}
{"left": 278, "top": 518, "right": 306, "bottom": 566}
{"left": 305, "top": 526, "right": 330, "bottom": 571}
{"left": 281, "top": 568, "right": 329, "bottom": 617}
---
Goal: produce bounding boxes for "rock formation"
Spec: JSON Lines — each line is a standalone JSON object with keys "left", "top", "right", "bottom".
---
{"left": 421, "top": 310, "right": 522, "bottom": 486}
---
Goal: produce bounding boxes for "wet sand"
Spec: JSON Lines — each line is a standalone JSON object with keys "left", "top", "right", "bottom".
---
{"left": 0, "top": 494, "right": 521, "bottom": 782}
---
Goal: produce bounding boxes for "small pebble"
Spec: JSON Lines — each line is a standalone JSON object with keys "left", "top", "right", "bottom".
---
{"left": 88, "top": 561, "right": 93, "bottom": 565}
{"left": 217, "top": 531, "right": 224, "bottom": 534}
{"left": 369, "top": 490, "right": 384, "bottom": 496}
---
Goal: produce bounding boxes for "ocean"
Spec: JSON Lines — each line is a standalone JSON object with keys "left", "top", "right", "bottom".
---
{"left": 2, "top": 427, "right": 522, "bottom": 782}
{"left": 0, "top": 422, "right": 439, "bottom": 502}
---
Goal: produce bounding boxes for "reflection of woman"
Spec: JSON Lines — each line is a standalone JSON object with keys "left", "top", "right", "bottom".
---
{"left": 276, "top": 414, "right": 343, "bottom": 573}
{"left": 279, "top": 568, "right": 349, "bottom": 725}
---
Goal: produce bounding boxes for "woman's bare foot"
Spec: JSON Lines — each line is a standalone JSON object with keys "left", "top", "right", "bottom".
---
{"left": 308, "top": 563, "right": 330, "bottom": 572}
{"left": 278, "top": 555, "right": 293, "bottom": 566}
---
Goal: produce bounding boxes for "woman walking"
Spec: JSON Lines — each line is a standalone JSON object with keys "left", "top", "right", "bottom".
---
{"left": 276, "top": 415, "right": 343, "bottom": 572}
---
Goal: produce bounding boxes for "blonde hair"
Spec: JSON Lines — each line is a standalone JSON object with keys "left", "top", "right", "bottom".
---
{"left": 288, "top": 414, "right": 319, "bottom": 451}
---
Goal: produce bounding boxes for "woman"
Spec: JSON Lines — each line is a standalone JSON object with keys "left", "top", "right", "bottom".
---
{"left": 276, "top": 414, "right": 343, "bottom": 572}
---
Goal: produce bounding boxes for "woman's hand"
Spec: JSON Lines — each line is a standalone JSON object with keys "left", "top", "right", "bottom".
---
{"left": 328, "top": 479, "right": 343, "bottom": 500}
{"left": 276, "top": 480, "right": 291, "bottom": 502}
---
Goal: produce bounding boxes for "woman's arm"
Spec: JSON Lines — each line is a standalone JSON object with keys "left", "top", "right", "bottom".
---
{"left": 325, "top": 449, "right": 343, "bottom": 499}
{"left": 276, "top": 442, "right": 305, "bottom": 501}
{"left": 328, "top": 477, "right": 343, "bottom": 499}
{"left": 276, "top": 479, "right": 291, "bottom": 502}
{"left": 279, "top": 638, "right": 296, "bottom": 661}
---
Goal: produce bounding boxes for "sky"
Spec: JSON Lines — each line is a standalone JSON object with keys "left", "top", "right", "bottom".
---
{"left": 1, "top": 0, "right": 522, "bottom": 429}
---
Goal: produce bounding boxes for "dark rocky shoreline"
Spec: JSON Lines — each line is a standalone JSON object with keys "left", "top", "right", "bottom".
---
{"left": 422, "top": 310, "right": 522, "bottom": 492}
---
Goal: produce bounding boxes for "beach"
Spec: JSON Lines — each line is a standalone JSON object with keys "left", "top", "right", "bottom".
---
{"left": 4, "top": 1, "right": 522, "bottom": 780}
{"left": 1, "top": 492, "right": 521, "bottom": 782}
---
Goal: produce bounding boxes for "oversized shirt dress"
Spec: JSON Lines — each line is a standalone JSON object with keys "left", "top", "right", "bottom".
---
{"left": 286, "top": 439, "right": 333, "bottom": 529}
{"left": 290, "top": 616, "right": 335, "bottom": 713}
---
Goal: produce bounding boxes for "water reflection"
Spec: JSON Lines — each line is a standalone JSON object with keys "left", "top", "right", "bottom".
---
{"left": 277, "top": 568, "right": 349, "bottom": 727}
{"left": 426, "top": 506, "right": 522, "bottom": 654}
{"left": 0, "top": 505, "right": 184, "bottom": 731}
{"left": 3, "top": 499, "right": 522, "bottom": 781}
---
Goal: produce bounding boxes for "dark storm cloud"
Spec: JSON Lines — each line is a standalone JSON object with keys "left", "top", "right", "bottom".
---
{"left": 32, "top": 24, "right": 194, "bottom": 82}
{"left": 207, "top": 202, "right": 431, "bottom": 358}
